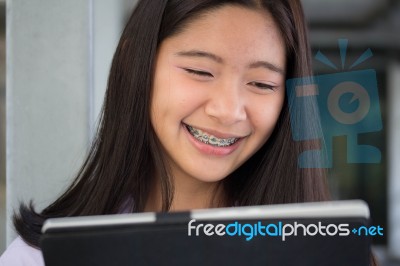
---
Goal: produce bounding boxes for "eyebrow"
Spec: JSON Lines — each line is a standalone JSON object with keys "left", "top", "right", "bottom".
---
{"left": 175, "top": 49, "right": 284, "bottom": 75}
{"left": 175, "top": 50, "right": 223, "bottom": 64}
{"left": 249, "top": 61, "right": 285, "bottom": 75}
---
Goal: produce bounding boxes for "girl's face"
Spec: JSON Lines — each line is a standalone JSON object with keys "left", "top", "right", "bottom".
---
{"left": 151, "top": 6, "right": 286, "bottom": 184}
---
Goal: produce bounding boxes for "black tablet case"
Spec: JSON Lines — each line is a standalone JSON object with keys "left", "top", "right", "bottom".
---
{"left": 40, "top": 212, "right": 371, "bottom": 266}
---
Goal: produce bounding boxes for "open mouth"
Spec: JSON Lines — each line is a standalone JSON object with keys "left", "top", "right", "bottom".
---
{"left": 184, "top": 124, "right": 240, "bottom": 147}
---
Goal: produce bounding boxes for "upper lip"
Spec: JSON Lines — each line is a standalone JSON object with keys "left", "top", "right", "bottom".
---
{"left": 183, "top": 123, "right": 246, "bottom": 139}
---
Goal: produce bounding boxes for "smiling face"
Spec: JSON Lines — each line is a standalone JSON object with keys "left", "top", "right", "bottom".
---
{"left": 150, "top": 5, "right": 286, "bottom": 185}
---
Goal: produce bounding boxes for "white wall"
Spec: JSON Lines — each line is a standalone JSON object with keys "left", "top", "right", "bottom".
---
{"left": 6, "top": 0, "right": 136, "bottom": 245}
{"left": 388, "top": 62, "right": 400, "bottom": 260}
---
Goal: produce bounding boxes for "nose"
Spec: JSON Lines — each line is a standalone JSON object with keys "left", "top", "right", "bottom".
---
{"left": 204, "top": 80, "right": 247, "bottom": 125}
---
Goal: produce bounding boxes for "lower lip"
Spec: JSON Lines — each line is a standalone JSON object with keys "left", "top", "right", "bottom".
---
{"left": 182, "top": 123, "right": 243, "bottom": 156}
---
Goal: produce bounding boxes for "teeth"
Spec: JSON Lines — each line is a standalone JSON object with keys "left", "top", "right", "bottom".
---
{"left": 186, "top": 125, "right": 239, "bottom": 147}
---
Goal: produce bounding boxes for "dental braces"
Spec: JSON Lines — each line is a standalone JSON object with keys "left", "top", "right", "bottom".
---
{"left": 187, "top": 125, "right": 238, "bottom": 147}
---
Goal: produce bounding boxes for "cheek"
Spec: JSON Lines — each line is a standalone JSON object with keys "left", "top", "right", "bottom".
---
{"left": 169, "top": 74, "right": 209, "bottom": 109}
{"left": 151, "top": 75, "right": 204, "bottom": 125}
{"left": 250, "top": 96, "right": 285, "bottom": 138}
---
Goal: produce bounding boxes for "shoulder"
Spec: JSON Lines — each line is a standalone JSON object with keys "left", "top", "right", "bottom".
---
{"left": 0, "top": 237, "right": 44, "bottom": 266}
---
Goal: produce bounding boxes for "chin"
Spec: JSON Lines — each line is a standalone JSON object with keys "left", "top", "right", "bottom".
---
{"left": 189, "top": 168, "right": 234, "bottom": 183}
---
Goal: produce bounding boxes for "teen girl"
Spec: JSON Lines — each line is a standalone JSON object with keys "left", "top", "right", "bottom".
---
{"left": 0, "top": 0, "right": 331, "bottom": 265}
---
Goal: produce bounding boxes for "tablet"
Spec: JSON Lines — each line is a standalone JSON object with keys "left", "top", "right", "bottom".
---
{"left": 40, "top": 200, "right": 372, "bottom": 266}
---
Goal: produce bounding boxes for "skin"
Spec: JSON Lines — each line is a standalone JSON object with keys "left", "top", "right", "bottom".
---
{"left": 147, "top": 5, "right": 286, "bottom": 211}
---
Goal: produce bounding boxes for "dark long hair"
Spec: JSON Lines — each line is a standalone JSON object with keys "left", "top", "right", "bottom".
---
{"left": 14, "top": 0, "right": 330, "bottom": 248}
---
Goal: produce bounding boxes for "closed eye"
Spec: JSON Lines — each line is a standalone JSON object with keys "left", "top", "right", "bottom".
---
{"left": 184, "top": 68, "right": 214, "bottom": 77}
{"left": 248, "top": 81, "right": 277, "bottom": 91}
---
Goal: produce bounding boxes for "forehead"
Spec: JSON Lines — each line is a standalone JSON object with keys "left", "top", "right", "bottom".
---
{"left": 161, "top": 5, "right": 286, "bottom": 67}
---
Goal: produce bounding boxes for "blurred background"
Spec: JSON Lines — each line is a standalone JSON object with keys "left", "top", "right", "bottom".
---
{"left": 0, "top": 0, "right": 5, "bottom": 255}
{"left": 0, "top": 0, "right": 399, "bottom": 265}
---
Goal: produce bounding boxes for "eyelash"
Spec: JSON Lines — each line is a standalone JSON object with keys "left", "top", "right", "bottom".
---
{"left": 183, "top": 68, "right": 277, "bottom": 91}
{"left": 248, "top": 81, "right": 277, "bottom": 91}
{"left": 184, "top": 68, "right": 213, "bottom": 77}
